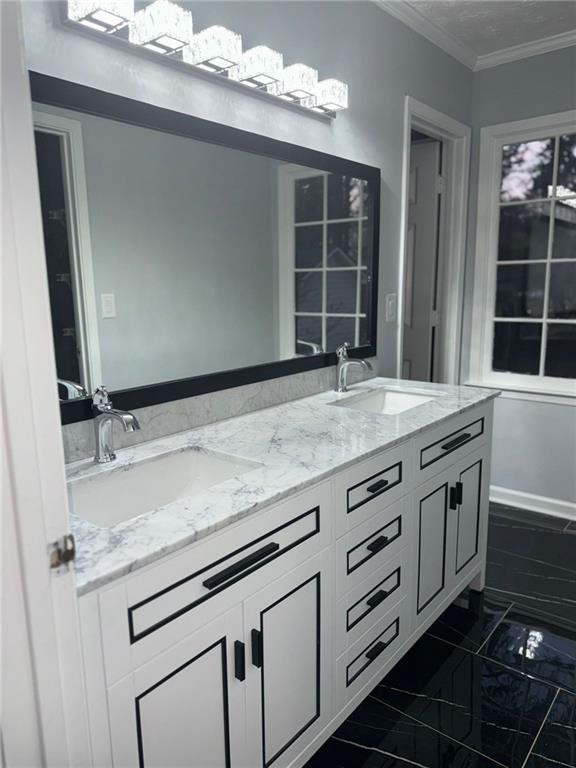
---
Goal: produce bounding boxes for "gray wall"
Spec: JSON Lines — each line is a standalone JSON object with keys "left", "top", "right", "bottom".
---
{"left": 464, "top": 46, "right": 576, "bottom": 505}
{"left": 23, "top": 0, "right": 474, "bottom": 379}
{"left": 36, "top": 103, "right": 278, "bottom": 390}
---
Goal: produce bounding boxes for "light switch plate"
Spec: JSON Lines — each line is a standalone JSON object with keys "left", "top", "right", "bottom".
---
{"left": 101, "top": 293, "right": 116, "bottom": 319}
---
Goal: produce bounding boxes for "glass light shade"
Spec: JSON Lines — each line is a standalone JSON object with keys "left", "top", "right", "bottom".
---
{"left": 314, "top": 79, "right": 348, "bottom": 112}
{"left": 183, "top": 26, "right": 242, "bottom": 72}
{"left": 272, "top": 64, "right": 318, "bottom": 101}
{"left": 129, "top": 0, "right": 192, "bottom": 54}
{"left": 67, "top": 0, "right": 134, "bottom": 32}
{"left": 228, "top": 46, "right": 283, "bottom": 87}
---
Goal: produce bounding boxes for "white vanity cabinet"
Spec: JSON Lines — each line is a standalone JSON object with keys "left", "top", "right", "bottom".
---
{"left": 77, "top": 401, "right": 493, "bottom": 768}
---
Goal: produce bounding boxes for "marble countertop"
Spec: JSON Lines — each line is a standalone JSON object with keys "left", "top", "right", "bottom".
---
{"left": 68, "top": 378, "right": 498, "bottom": 595}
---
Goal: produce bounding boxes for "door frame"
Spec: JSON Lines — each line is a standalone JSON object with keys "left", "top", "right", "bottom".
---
{"left": 32, "top": 108, "right": 103, "bottom": 393}
{"left": 2, "top": 2, "right": 91, "bottom": 764}
{"left": 397, "top": 96, "right": 471, "bottom": 384}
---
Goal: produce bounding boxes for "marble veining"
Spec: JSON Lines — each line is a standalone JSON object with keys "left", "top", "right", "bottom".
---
{"left": 68, "top": 377, "right": 496, "bottom": 594}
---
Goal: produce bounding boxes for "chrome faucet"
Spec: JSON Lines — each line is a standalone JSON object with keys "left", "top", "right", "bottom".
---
{"left": 92, "top": 386, "right": 140, "bottom": 464}
{"left": 58, "top": 378, "right": 88, "bottom": 399}
{"left": 335, "top": 343, "right": 373, "bottom": 393}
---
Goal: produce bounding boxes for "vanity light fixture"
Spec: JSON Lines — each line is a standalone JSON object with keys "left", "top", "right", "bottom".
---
{"left": 228, "top": 46, "right": 284, "bottom": 88}
{"left": 129, "top": 0, "right": 192, "bottom": 54}
{"left": 273, "top": 63, "right": 318, "bottom": 101}
{"left": 183, "top": 26, "right": 242, "bottom": 72}
{"left": 67, "top": 0, "right": 134, "bottom": 32}
{"left": 65, "top": 0, "right": 349, "bottom": 116}
{"left": 313, "top": 79, "right": 349, "bottom": 113}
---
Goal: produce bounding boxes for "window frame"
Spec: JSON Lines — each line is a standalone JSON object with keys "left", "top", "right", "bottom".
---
{"left": 469, "top": 110, "right": 576, "bottom": 398}
{"left": 278, "top": 165, "right": 373, "bottom": 359}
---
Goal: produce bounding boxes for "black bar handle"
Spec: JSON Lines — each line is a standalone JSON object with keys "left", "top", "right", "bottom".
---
{"left": 366, "top": 478, "right": 389, "bottom": 494}
{"left": 203, "top": 542, "right": 280, "bottom": 590}
{"left": 366, "top": 589, "right": 389, "bottom": 608}
{"left": 366, "top": 535, "right": 389, "bottom": 554}
{"left": 234, "top": 640, "right": 245, "bottom": 682}
{"left": 251, "top": 628, "right": 263, "bottom": 668}
{"left": 441, "top": 433, "right": 471, "bottom": 451}
{"left": 449, "top": 485, "right": 458, "bottom": 510}
{"left": 365, "top": 641, "right": 386, "bottom": 662}
{"left": 456, "top": 481, "right": 463, "bottom": 505}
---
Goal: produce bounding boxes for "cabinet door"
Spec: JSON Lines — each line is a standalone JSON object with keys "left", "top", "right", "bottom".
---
{"left": 450, "top": 445, "right": 489, "bottom": 581}
{"left": 108, "top": 606, "right": 247, "bottom": 768}
{"left": 413, "top": 468, "right": 452, "bottom": 629}
{"left": 244, "top": 552, "right": 332, "bottom": 768}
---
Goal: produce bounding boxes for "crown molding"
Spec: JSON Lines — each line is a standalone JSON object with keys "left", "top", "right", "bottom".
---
{"left": 474, "top": 29, "right": 576, "bottom": 70}
{"left": 375, "top": 0, "right": 576, "bottom": 72}
{"left": 375, "top": 0, "right": 477, "bottom": 69}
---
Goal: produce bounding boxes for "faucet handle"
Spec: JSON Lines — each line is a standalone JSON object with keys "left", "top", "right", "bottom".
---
{"left": 93, "top": 386, "right": 112, "bottom": 409}
{"left": 336, "top": 342, "right": 350, "bottom": 360}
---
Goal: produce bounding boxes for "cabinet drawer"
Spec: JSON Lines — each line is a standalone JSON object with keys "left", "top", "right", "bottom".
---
{"left": 335, "top": 444, "right": 410, "bottom": 538}
{"left": 416, "top": 406, "right": 490, "bottom": 484}
{"left": 336, "top": 497, "right": 412, "bottom": 596}
{"left": 99, "top": 482, "right": 331, "bottom": 684}
{"left": 335, "top": 550, "right": 408, "bottom": 656}
{"left": 335, "top": 596, "right": 409, "bottom": 707}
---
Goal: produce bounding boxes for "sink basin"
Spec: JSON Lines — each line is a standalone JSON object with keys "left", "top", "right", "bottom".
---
{"left": 68, "top": 448, "right": 261, "bottom": 528}
{"left": 332, "top": 387, "right": 439, "bottom": 416}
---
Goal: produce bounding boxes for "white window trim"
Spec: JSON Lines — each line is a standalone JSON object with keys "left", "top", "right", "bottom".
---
{"left": 277, "top": 165, "right": 369, "bottom": 359}
{"left": 33, "top": 108, "right": 103, "bottom": 392}
{"left": 469, "top": 109, "right": 576, "bottom": 398}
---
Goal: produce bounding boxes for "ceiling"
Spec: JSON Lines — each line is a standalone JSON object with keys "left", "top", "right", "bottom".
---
{"left": 377, "top": 0, "right": 576, "bottom": 70}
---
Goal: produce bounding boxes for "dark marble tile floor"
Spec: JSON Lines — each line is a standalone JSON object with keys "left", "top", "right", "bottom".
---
{"left": 305, "top": 504, "right": 576, "bottom": 768}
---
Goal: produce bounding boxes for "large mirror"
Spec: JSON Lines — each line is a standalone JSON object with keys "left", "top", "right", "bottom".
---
{"left": 31, "top": 74, "right": 380, "bottom": 421}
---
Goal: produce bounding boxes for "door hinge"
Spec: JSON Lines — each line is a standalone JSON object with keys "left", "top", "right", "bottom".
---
{"left": 49, "top": 533, "right": 76, "bottom": 572}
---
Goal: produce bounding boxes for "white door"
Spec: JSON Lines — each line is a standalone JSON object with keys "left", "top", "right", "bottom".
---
{"left": 244, "top": 552, "right": 332, "bottom": 768}
{"left": 450, "top": 446, "right": 490, "bottom": 581}
{"left": 413, "top": 468, "right": 452, "bottom": 630}
{"left": 403, "top": 141, "right": 443, "bottom": 382}
{"left": 2, "top": 2, "right": 90, "bottom": 764}
{"left": 108, "top": 606, "right": 248, "bottom": 768}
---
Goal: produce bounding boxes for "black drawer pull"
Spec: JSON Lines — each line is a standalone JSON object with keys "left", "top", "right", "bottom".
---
{"left": 449, "top": 485, "right": 458, "bottom": 510}
{"left": 456, "top": 481, "right": 463, "bottom": 505}
{"left": 251, "top": 628, "right": 263, "bottom": 668}
{"left": 203, "top": 542, "right": 280, "bottom": 590}
{"left": 234, "top": 641, "right": 245, "bottom": 682}
{"left": 366, "top": 478, "right": 389, "bottom": 494}
{"left": 366, "top": 589, "right": 389, "bottom": 608}
{"left": 441, "top": 433, "right": 471, "bottom": 451}
{"left": 365, "top": 641, "right": 386, "bottom": 662}
{"left": 366, "top": 536, "right": 389, "bottom": 554}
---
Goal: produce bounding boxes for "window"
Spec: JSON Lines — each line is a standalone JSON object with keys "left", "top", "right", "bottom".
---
{"left": 278, "top": 168, "right": 375, "bottom": 357}
{"left": 471, "top": 112, "right": 576, "bottom": 396}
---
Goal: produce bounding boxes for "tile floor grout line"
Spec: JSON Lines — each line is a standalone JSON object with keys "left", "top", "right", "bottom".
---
{"left": 486, "top": 587, "right": 576, "bottom": 627}
{"left": 370, "top": 695, "right": 508, "bottom": 768}
{"left": 519, "top": 687, "right": 560, "bottom": 768}
{"left": 426, "top": 631, "right": 570, "bottom": 693}
{"left": 476, "top": 601, "right": 515, "bottom": 656}
{"left": 488, "top": 545, "right": 576, "bottom": 576}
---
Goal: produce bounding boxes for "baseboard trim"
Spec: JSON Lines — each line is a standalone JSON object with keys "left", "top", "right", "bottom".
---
{"left": 490, "top": 485, "right": 576, "bottom": 522}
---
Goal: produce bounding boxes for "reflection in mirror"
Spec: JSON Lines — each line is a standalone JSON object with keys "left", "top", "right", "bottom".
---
{"left": 33, "top": 104, "right": 377, "bottom": 402}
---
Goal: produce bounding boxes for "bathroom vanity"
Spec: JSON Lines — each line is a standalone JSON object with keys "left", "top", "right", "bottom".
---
{"left": 70, "top": 379, "right": 497, "bottom": 768}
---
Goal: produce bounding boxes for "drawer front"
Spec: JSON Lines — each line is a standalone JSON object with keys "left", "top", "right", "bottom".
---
{"left": 335, "top": 443, "right": 410, "bottom": 538}
{"left": 336, "top": 497, "right": 412, "bottom": 596}
{"left": 335, "top": 596, "right": 410, "bottom": 707}
{"left": 100, "top": 482, "right": 332, "bottom": 684}
{"left": 416, "top": 406, "right": 491, "bottom": 484}
{"left": 335, "top": 550, "right": 408, "bottom": 656}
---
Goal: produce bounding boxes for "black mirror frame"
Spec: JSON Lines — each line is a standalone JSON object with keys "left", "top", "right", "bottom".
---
{"left": 29, "top": 72, "right": 381, "bottom": 425}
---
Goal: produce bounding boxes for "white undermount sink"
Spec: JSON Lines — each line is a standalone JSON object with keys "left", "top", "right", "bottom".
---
{"left": 68, "top": 448, "right": 261, "bottom": 528}
{"left": 332, "top": 387, "right": 440, "bottom": 416}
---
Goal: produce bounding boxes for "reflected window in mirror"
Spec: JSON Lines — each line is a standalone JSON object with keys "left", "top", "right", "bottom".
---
{"left": 282, "top": 169, "right": 375, "bottom": 358}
